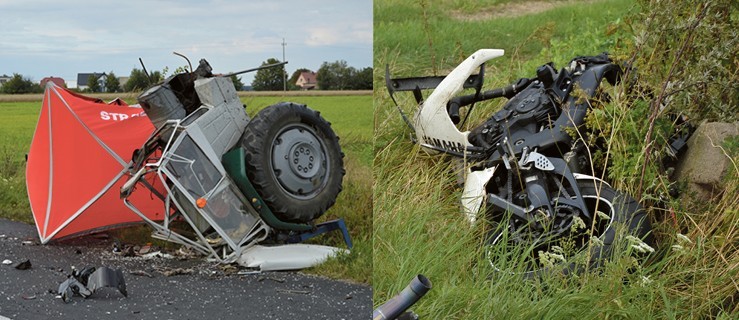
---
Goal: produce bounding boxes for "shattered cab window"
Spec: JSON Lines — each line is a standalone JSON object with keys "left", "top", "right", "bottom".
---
{"left": 202, "top": 183, "right": 260, "bottom": 244}
{"left": 165, "top": 135, "right": 222, "bottom": 199}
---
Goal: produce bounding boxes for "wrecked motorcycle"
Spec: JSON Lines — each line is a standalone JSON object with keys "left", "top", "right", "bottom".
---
{"left": 120, "top": 58, "right": 350, "bottom": 264}
{"left": 386, "top": 49, "right": 653, "bottom": 275}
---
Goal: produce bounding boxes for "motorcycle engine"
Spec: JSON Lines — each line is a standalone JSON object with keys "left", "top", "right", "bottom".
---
{"left": 468, "top": 82, "right": 559, "bottom": 148}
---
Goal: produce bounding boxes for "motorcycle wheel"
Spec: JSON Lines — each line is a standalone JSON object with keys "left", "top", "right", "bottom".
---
{"left": 485, "top": 180, "right": 654, "bottom": 278}
{"left": 242, "top": 102, "right": 344, "bottom": 223}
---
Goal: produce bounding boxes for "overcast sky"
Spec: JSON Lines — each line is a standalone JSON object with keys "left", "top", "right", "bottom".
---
{"left": 0, "top": 0, "right": 372, "bottom": 87}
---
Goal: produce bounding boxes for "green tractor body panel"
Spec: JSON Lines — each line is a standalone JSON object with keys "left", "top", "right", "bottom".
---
{"left": 222, "top": 147, "right": 312, "bottom": 232}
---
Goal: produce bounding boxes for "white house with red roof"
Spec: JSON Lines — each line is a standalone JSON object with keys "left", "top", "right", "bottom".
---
{"left": 296, "top": 71, "right": 317, "bottom": 90}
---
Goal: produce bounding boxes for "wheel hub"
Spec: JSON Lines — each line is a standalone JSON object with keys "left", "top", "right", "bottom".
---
{"left": 288, "top": 142, "right": 320, "bottom": 178}
{"left": 271, "top": 124, "right": 328, "bottom": 199}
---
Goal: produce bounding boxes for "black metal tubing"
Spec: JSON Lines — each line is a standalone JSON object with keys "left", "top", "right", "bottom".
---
{"left": 447, "top": 78, "right": 533, "bottom": 124}
{"left": 223, "top": 61, "right": 288, "bottom": 77}
{"left": 385, "top": 64, "right": 484, "bottom": 105}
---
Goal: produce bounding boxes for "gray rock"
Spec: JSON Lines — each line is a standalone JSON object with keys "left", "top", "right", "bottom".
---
{"left": 674, "top": 122, "right": 738, "bottom": 200}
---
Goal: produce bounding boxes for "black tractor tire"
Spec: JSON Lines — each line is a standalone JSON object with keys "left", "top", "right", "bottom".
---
{"left": 486, "top": 180, "right": 654, "bottom": 278}
{"left": 242, "top": 102, "right": 344, "bottom": 223}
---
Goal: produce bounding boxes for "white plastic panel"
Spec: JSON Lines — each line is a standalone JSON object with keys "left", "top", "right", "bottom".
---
{"left": 415, "top": 49, "right": 504, "bottom": 153}
{"left": 461, "top": 166, "right": 496, "bottom": 224}
{"left": 238, "top": 244, "right": 348, "bottom": 271}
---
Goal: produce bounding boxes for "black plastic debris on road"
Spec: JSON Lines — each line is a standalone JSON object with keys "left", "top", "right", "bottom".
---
{"left": 14, "top": 259, "right": 31, "bottom": 270}
{"left": 58, "top": 266, "right": 127, "bottom": 303}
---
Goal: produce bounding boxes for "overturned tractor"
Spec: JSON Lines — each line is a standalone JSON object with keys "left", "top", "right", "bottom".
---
{"left": 121, "top": 58, "right": 350, "bottom": 265}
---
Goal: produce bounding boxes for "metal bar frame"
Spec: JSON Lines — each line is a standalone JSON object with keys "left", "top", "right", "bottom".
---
{"left": 122, "top": 117, "right": 270, "bottom": 263}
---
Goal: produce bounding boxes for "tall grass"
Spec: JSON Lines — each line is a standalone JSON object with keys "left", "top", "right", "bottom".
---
{"left": 375, "top": 0, "right": 737, "bottom": 317}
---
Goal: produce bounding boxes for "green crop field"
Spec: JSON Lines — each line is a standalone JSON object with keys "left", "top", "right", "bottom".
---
{"left": 374, "top": 0, "right": 737, "bottom": 318}
{"left": 0, "top": 93, "right": 372, "bottom": 284}
{"left": 0, "top": 102, "right": 40, "bottom": 222}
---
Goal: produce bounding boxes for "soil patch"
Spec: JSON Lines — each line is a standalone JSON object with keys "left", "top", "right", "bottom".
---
{"left": 450, "top": 0, "right": 599, "bottom": 21}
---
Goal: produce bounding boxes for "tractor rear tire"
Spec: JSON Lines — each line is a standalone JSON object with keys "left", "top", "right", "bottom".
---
{"left": 241, "top": 102, "right": 344, "bottom": 223}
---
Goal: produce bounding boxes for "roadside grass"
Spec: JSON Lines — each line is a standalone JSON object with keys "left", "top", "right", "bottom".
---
{"left": 0, "top": 102, "right": 39, "bottom": 223}
{"left": 375, "top": 0, "right": 737, "bottom": 318}
{"left": 0, "top": 94, "right": 372, "bottom": 284}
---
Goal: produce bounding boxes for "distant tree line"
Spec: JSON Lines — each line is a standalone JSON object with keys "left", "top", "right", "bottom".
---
{"left": 316, "top": 60, "right": 372, "bottom": 90}
{"left": 0, "top": 74, "right": 43, "bottom": 94}
{"left": 1, "top": 59, "right": 369, "bottom": 94}
{"left": 251, "top": 58, "right": 372, "bottom": 91}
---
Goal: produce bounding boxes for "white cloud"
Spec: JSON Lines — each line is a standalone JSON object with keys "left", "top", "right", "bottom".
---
{"left": 350, "top": 22, "right": 374, "bottom": 45}
{"left": 0, "top": 0, "right": 371, "bottom": 83}
{"left": 304, "top": 28, "right": 342, "bottom": 46}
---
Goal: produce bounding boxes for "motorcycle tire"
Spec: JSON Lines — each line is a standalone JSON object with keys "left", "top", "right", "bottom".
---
{"left": 486, "top": 180, "right": 654, "bottom": 278}
{"left": 241, "top": 102, "right": 344, "bottom": 223}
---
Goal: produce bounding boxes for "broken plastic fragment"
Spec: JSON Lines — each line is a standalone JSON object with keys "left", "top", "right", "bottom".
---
{"left": 86, "top": 267, "right": 127, "bottom": 298}
{"left": 14, "top": 259, "right": 31, "bottom": 270}
{"left": 139, "top": 244, "right": 151, "bottom": 255}
{"left": 58, "top": 278, "right": 92, "bottom": 303}
{"left": 73, "top": 266, "right": 97, "bottom": 286}
{"left": 141, "top": 251, "right": 174, "bottom": 260}
{"left": 238, "top": 244, "right": 347, "bottom": 271}
{"left": 57, "top": 266, "right": 127, "bottom": 303}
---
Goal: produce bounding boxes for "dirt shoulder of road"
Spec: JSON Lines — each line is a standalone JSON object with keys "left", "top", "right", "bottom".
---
{"left": 450, "top": 0, "right": 600, "bottom": 21}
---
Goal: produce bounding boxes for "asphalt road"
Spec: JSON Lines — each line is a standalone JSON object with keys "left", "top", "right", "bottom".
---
{"left": 0, "top": 219, "right": 371, "bottom": 320}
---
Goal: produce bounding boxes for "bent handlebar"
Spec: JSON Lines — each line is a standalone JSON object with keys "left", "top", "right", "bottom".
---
{"left": 447, "top": 77, "right": 532, "bottom": 124}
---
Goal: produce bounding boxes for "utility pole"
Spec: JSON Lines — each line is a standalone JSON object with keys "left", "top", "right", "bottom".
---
{"left": 282, "top": 38, "right": 287, "bottom": 92}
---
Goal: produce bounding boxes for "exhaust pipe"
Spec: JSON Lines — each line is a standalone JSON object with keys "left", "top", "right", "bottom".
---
{"left": 373, "top": 274, "right": 432, "bottom": 320}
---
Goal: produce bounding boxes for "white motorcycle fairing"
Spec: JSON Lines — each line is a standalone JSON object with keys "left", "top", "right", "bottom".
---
{"left": 414, "top": 49, "right": 504, "bottom": 154}
{"left": 461, "top": 166, "right": 497, "bottom": 224}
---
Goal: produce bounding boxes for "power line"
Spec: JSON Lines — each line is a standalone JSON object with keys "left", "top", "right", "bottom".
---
{"left": 282, "top": 38, "right": 287, "bottom": 92}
